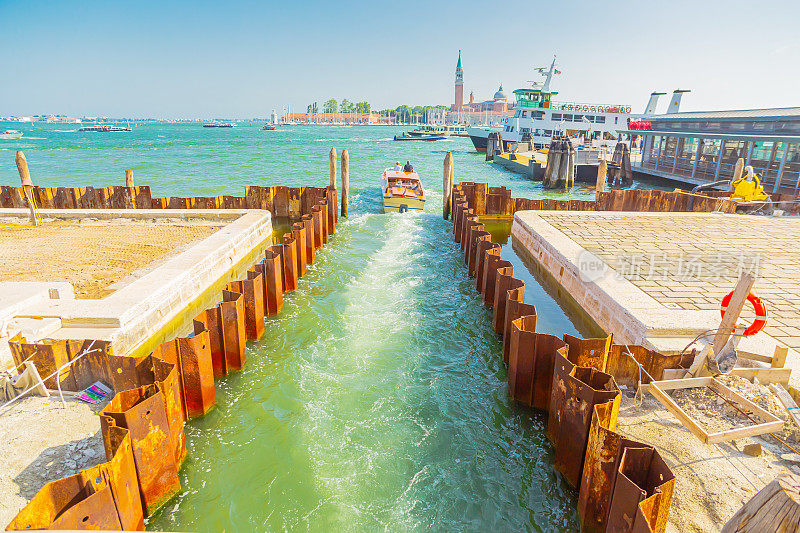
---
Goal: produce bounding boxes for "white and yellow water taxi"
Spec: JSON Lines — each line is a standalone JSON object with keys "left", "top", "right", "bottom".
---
{"left": 381, "top": 169, "right": 425, "bottom": 213}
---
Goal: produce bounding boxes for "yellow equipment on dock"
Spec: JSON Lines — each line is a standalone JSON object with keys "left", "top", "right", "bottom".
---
{"left": 731, "top": 166, "right": 769, "bottom": 202}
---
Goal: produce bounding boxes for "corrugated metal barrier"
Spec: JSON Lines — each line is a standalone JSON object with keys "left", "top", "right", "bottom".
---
{"left": 451, "top": 186, "right": 685, "bottom": 533}
{"left": 6, "top": 192, "right": 338, "bottom": 530}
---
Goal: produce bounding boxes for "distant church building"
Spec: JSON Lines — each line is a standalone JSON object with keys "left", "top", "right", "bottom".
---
{"left": 447, "top": 50, "right": 511, "bottom": 125}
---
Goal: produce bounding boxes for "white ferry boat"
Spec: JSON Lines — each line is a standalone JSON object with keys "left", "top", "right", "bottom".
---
{"left": 468, "top": 58, "right": 638, "bottom": 152}
{"left": 78, "top": 124, "right": 132, "bottom": 132}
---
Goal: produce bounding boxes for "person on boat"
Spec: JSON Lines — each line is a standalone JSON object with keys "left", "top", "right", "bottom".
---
{"left": 403, "top": 161, "right": 414, "bottom": 172}
{"left": 394, "top": 161, "right": 402, "bottom": 171}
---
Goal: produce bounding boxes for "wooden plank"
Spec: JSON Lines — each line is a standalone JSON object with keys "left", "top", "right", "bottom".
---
{"left": 737, "top": 350, "right": 774, "bottom": 365}
{"left": 730, "top": 367, "right": 791, "bottom": 386}
{"left": 624, "top": 366, "right": 789, "bottom": 385}
{"left": 649, "top": 382, "right": 710, "bottom": 443}
{"left": 649, "top": 376, "right": 783, "bottom": 444}
{"left": 722, "top": 474, "right": 800, "bottom": 533}
{"left": 770, "top": 383, "right": 800, "bottom": 429}
{"left": 772, "top": 345, "right": 789, "bottom": 368}
{"left": 661, "top": 368, "right": 688, "bottom": 380}
{"left": 707, "top": 420, "right": 784, "bottom": 444}
{"left": 710, "top": 380, "right": 782, "bottom": 423}
{"left": 650, "top": 376, "right": 712, "bottom": 391}
{"left": 713, "top": 273, "right": 756, "bottom": 356}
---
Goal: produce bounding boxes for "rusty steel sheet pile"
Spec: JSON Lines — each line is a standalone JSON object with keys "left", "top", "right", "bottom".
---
{"left": 6, "top": 192, "right": 339, "bottom": 530}
{"left": 0, "top": 184, "right": 339, "bottom": 220}
{"left": 448, "top": 185, "right": 681, "bottom": 533}
{"left": 450, "top": 180, "right": 738, "bottom": 217}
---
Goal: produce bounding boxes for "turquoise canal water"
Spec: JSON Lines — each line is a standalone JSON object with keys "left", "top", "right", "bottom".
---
{"left": 1, "top": 123, "right": 623, "bottom": 530}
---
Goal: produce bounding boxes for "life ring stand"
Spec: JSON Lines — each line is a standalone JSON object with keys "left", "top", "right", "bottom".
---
{"left": 720, "top": 291, "right": 767, "bottom": 337}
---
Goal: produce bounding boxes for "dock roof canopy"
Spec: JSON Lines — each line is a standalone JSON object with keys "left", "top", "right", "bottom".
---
{"left": 653, "top": 107, "right": 800, "bottom": 121}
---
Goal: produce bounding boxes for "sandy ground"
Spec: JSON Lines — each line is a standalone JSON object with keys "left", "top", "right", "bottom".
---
{"left": 0, "top": 395, "right": 109, "bottom": 527}
{"left": 617, "top": 380, "right": 800, "bottom": 533}
{"left": 0, "top": 219, "right": 221, "bottom": 298}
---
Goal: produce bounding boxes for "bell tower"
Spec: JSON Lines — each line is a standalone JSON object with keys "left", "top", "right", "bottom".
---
{"left": 454, "top": 50, "right": 464, "bottom": 111}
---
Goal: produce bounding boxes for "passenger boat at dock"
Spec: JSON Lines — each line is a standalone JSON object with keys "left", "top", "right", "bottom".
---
{"left": 468, "top": 58, "right": 637, "bottom": 152}
{"left": 0, "top": 129, "right": 23, "bottom": 139}
{"left": 381, "top": 169, "right": 425, "bottom": 213}
{"left": 203, "top": 122, "right": 236, "bottom": 128}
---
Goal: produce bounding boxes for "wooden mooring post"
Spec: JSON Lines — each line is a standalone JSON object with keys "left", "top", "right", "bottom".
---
{"left": 329, "top": 148, "right": 337, "bottom": 188}
{"left": 443, "top": 151, "right": 453, "bottom": 219}
{"left": 341, "top": 149, "right": 349, "bottom": 217}
{"left": 596, "top": 159, "right": 607, "bottom": 194}
{"left": 15, "top": 151, "right": 37, "bottom": 226}
{"left": 125, "top": 169, "right": 134, "bottom": 188}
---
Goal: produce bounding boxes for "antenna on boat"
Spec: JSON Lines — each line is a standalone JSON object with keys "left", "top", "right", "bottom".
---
{"left": 528, "top": 56, "right": 557, "bottom": 92}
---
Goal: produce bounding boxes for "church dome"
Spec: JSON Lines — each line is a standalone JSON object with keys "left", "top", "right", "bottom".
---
{"left": 493, "top": 84, "right": 507, "bottom": 101}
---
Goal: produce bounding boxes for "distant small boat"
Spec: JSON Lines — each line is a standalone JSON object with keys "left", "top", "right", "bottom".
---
{"left": 262, "top": 123, "right": 276, "bottom": 130}
{"left": 0, "top": 129, "right": 23, "bottom": 140}
{"left": 381, "top": 168, "right": 425, "bottom": 213}
{"left": 203, "top": 122, "right": 236, "bottom": 128}
{"left": 78, "top": 125, "right": 131, "bottom": 132}
{"left": 394, "top": 133, "right": 446, "bottom": 141}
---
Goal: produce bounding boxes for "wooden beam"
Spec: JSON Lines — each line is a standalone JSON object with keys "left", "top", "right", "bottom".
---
{"left": 649, "top": 381, "right": 709, "bottom": 442}
{"left": 722, "top": 474, "right": 800, "bottom": 533}
{"left": 772, "top": 346, "right": 789, "bottom": 368}
{"left": 714, "top": 273, "right": 756, "bottom": 358}
{"left": 649, "top": 376, "right": 784, "bottom": 445}
{"left": 662, "top": 367, "right": 791, "bottom": 385}
{"left": 770, "top": 383, "right": 800, "bottom": 429}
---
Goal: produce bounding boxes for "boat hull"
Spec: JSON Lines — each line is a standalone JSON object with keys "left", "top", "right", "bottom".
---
{"left": 383, "top": 195, "right": 425, "bottom": 213}
{"left": 0, "top": 133, "right": 23, "bottom": 140}
{"left": 468, "top": 131, "right": 511, "bottom": 153}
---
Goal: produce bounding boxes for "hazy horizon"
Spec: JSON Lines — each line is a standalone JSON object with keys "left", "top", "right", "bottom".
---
{"left": 2, "top": 0, "right": 798, "bottom": 119}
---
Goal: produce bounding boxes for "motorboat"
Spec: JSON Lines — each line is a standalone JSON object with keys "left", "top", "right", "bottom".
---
{"left": 0, "top": 130, "right": 23, "bottom": 140}
{"left": 394, "top": 133, "right": 446, "bottom": 141}
{"left": 381, "top": 169, "right": 425, "bottom": 213}
{"left": 262, "top": 123, "right": 276, "bottom": 130}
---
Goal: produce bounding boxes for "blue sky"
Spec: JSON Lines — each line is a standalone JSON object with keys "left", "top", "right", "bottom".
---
{"left": 1, "top": 0, "right": 798, "bottom": 118}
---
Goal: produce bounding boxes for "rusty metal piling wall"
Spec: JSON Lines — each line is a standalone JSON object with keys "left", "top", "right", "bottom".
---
{"left": 447, "top": 186, "right": 680, "bottom": 533}
{"left": 6, "top": 191, "right": 339, "bottom": 531}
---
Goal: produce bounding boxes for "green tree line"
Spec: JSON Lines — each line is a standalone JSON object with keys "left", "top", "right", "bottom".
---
{"left": 305, "top": 101, "right": 448, "bottom": 122}
{"left": 307, "top": 100, "right": 371, "bottom": 114}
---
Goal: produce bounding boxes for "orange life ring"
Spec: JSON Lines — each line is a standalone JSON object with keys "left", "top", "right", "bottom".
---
{"left": 581, "top": 105, "right": 587, "bottom": 112}
{"left": 567, "top": 104, "right": 573, "bottom": 110}
{"left": 604, "top": 106, "right": 611, "bottom": 113}
{"left": 720, "top": 291, "right": 767, "bottom": 337}
{"left": 625, "top": 106, "right": 631, "bottom": 113}
{"left": 590, "top": 106, "right": 597, "bottom": 112}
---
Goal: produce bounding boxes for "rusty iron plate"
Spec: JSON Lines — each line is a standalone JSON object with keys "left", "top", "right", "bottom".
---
{"left": 221, "top": 290, "right": 247, "bottom": 372}
{"left": 101, "top": 385, "right": 181, "bottom": 517}
{"left": 177, "top": 332, "right": 217, "bottom": 418}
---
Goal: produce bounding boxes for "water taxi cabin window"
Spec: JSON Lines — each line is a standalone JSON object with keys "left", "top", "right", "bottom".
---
{"left": 514, "top": 110, "right": 521, "bottom": 118}
{"left": 563, "top": 114, "right": 573, "bottom": 121}
{"left": 585, "top": 115, "right": 594, "bottom": 122}
{"left": 544, "top": 130, "right": 553, "bottom": 136}
{"left": 533, "top": 111, "right": 545, "bottom": 120}
{"left": 573, "top": 114, "right": 583, "bottom": 122}
{"left": 521, "top": 111, "right": 527, "bottom": 117}
{"left": 552, "top": 113, "right": 562, "bottom": 121}
{"left": 595, "top": 116, "right": 605, "bottom": 124}
{"left": 521, "top": 127, "right": 531, "bottom": 133}
{"left": 614, "top": 117, "right": 618, "bottom": 124}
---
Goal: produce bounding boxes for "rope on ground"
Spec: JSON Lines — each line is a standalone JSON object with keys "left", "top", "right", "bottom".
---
{"left": 0, "top": 341, "right": 103, "bottom": 414}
